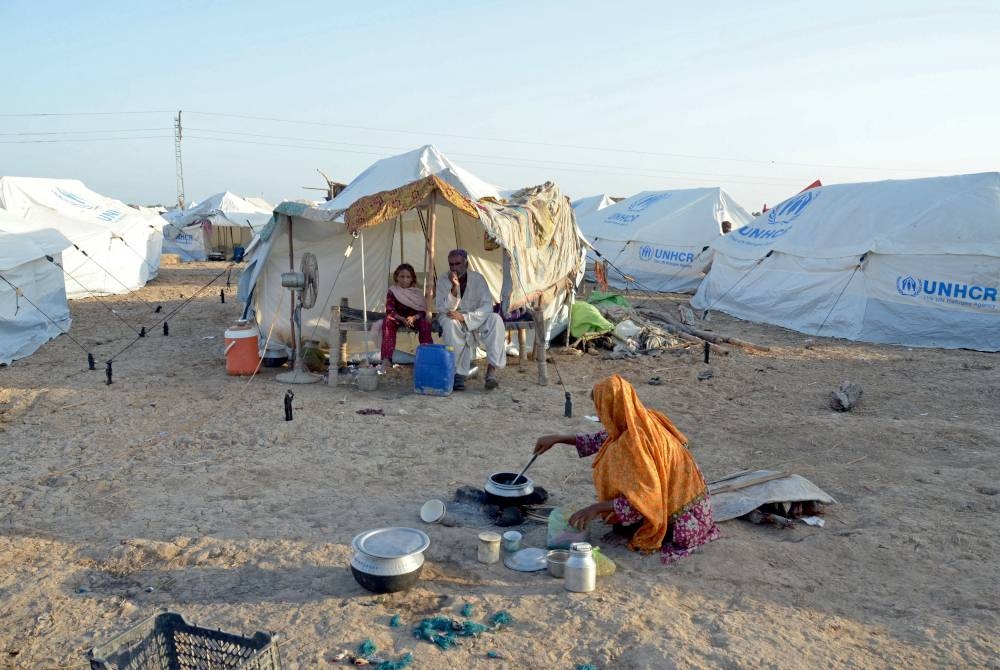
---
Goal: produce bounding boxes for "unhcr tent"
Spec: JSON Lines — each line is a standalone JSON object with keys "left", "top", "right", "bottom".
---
{"left": 0, "top": 210, "right": 72, "bottom": 364}
{"left": 240, "top": 145, "right": 585, "bottom": 356}
{"left": 576, "top": 187, "right": 753, "bottom": 292}
{"left": 571, "top": 193, "right": 616, "bottom": 219}
{"left": 0, "top": 177, "right": 164, "bottom": 298}
{"left": 691, "top": 172, "right": 1000, "bottom": 351}
{"left": 162, "top": 191, "right": 273, "bottom": 261}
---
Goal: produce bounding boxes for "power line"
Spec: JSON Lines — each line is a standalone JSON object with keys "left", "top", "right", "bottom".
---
{"left": 0, "top": 135, "right": 172, "bottom": 144}
{"left": 186, "top": 127, "right": 802, "bottom": 185}
{"left": 1, "top": 108, "right": 938, "bottom": 175}
{"left": 0, "top": 111, "right": 174, "bottom": 117}
{"left": 184, "top": 109, "right": 935, "bottom": 174}
{"left": 183, "top": 134, "right": 808, "bottom": 188}
{"left": 0, "top": 127, "right": 169, "bottom": 136}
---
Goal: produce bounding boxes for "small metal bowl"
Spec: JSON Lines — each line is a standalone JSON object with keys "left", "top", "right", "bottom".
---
{"left": 547, "top": 549, "right": 569, "bottom": 578}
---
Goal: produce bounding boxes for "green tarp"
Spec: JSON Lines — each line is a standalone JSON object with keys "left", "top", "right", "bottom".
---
{"left": 570, "top": 301, "right": 614, "bottom": 339}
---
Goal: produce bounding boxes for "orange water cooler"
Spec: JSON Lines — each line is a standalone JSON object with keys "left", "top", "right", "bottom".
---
{"left": 224, "top": 321, "right": 260, "bottom": 375}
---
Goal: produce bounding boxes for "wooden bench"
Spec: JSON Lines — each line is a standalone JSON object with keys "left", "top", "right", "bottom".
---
{"left": 329, "top": 296, "right": 540, "bottom": 374}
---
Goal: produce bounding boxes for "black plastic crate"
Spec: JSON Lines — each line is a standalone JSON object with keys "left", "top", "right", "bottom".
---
{"left": 87, "top": 610, "right": 281, "bottom": 670}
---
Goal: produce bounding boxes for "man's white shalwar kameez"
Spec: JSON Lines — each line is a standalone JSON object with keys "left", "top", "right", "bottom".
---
{"left": 435, "top": 271, "right": 506, "bottom": 376}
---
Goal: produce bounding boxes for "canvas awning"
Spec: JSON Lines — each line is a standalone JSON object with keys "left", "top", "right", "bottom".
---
{"left": 345, "top": 175, "right": 479, "bottom": 232}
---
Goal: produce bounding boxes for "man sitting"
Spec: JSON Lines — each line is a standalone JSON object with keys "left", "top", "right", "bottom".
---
{"left": 435, "top": 249, "right": 506, "bottom": 391}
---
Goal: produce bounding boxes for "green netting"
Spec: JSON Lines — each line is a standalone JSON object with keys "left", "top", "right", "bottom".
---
{"left": 412, "top": 611, "right": 513, "bottom": 651}
{"left": 488, "top": 611, "right": 512, "bottom": 626}
{"left": 352, "top": 638, "right": 414, "bottom": 669}
{"left": 377, "top": 652, "right": 413, "bottom": 670}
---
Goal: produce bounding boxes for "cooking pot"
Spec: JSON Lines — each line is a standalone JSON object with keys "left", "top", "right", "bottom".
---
{"left": 261, "top": 342, "right": 289, "bottom": 368}
{"left": 484, "top": 472, "right": 535, "bottom": 506}
{"left": 350, "top": 527, "right": 430, "bottom": 594}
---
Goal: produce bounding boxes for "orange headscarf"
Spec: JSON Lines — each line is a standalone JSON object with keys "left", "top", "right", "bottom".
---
{"left": 591, "top": 375, "right": 709, "bottom": 552}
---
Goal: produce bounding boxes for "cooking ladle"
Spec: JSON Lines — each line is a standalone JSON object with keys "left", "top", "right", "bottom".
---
{"left": 512, "top": 453, "right": 539, "bottom": 486}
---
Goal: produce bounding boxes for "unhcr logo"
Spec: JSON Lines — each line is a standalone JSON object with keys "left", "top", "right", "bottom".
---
{"left": 736, "top": 190, "right": 817, "bottom": 245}
{"left": 767, "top": 190, "right": 817, "bottom": 225}
{"left": 53, "top": 187, "right": 97, "bottom": 210}
{"left": 628, "top": 193, "right": 672, "bottom": 212}
{"left": 896, "top": 275, "right": 998, "bottom": 303}
{"left": 638, "top": 245, "right": 695, "bottom": 265}
{"left": 896, "top": 275, "right": 920, "bottom": 297}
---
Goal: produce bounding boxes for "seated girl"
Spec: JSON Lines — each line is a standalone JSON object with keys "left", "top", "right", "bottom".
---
{"left": 373, "top": 263, "right": 433, "bottom": 368}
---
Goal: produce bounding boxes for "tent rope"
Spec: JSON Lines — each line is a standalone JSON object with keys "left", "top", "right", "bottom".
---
{"left": 239, "top": 289, "right": 287, "bottom": 388}
{"left": 699, "top": 250, "right": 774, "bottom": 316}
{"left": 0, "top": 272, "right": 90, "bottom": 355}
{"left": 585, "top": 251, "right": 662, "bottom": 299}
{"left": 49, "top": 284, "right": 290, "bottom": 482}
{"left": 45, "top": 255, "right": 145, "bottom": 335}
{"left": 303, "top": 234, "right": 358, "bottom": 346}
{"left": 107, "top": 263, "right": 234, "bottom": 364}
{"left": 815, "top": 254, "right": 867, "bottom": 336}
{"left": 114, "top": 231, "right": 163, "bottom": 280}
{"left": 70, "top": 242, "right": 161, "bottom": 313}
{"left": 590, "top": 242, "right": 711, "bottom": 296}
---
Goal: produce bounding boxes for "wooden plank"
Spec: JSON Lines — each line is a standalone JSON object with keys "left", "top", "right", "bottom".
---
{"left": 708, "top": 471, "right": 790, "bottom": 495}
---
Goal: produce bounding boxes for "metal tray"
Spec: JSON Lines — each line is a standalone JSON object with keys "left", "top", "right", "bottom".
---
{"left": 353, "top": 527, "right": 430, "bottom": 559}
{"left": 503, "top": 547, "right": 547, "bottom": 572}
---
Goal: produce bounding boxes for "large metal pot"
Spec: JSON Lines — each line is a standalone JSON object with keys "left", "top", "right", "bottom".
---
{"left": 484, "top": 472, "right": 535, "bottom": 505}
{"left": 350, "top": 527, "right": 430, "bottom": 594}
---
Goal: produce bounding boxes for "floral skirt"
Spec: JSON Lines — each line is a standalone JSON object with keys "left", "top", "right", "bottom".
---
{"left": 661, "top": 494, "right": 720, "bottom": 564}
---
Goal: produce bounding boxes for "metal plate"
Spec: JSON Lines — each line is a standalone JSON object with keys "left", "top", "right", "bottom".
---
{"left": 420, "top": 499, "right": 446, "bottom": 523}
{"left": 353, "top": 527, "right": 430, "bottom": 559}
{"left": 503, "top": 547, "right": 548, "bottom": 572}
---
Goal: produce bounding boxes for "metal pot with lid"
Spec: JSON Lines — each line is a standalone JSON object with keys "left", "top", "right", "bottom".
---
{"left": 350, "top": 527, "right": 430, "bottom": 593}
{"left": 483, "top": 472, "right": 535, "bottom": 507}
{"left": 484, "top": 471, "right": 535, "bottom": 503}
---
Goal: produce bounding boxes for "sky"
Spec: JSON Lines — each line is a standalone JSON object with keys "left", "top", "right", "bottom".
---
{"left": 2, "top": 0, "right": 998, "bottom": 213}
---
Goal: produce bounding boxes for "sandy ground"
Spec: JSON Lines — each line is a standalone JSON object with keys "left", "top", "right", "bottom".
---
{"left": 1, "top": 262, "right": 998, "bottom": 670}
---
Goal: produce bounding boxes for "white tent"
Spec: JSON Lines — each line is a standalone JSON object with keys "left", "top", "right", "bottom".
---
{"left": 0, "top": 210, "right": 73, "bottom": 364}
{"left": 576, "top": 187, "right": 753, "bottom": 292}
{"left": 0, "top": 177, "right": 164, "bottom": 298}
{"left": 245, "top": 196, "right": 276, "bottom": 212}
{"left": 691, "top": 172, "right": 1000, "bottom": 351}
{"left": 240, "top": 145, "right": 585, "bottom": 352}
{"left": 162, "top": 191, "right": 274, "bottom": 261}
{"left": 571, "top": 193, "right": 616, "bottom": 219}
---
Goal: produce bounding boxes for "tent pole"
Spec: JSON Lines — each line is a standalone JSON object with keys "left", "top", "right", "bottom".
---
{"left": 397, "top": 214, "right": 404, "bottom": 265}
{"left": 361, "top": 230, "right": 370, "bottom": 356}
{"left": 565, "top": 286, "right": 574, "bottom": 348}
{"left": 425, "top": 191, "right": 437, "bottom": 316}
{"left": 287, "top": 215, "right": 297, "bottom": 365}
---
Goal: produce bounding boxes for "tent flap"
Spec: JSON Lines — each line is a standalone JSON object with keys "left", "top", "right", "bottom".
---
{"left": 475, "top": 181, "right": 584, "bottom": 309}
{"left": 346, "top": 175, "right": 478, "bottom": 232}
